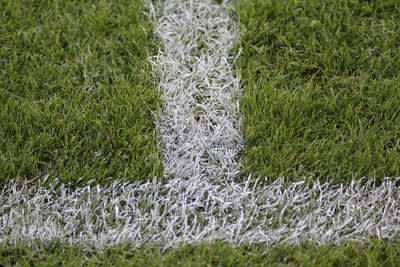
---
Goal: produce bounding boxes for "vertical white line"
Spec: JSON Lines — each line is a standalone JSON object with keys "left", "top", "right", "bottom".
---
{"left": 148, "top": 0, "right": 242, "bottom": 184}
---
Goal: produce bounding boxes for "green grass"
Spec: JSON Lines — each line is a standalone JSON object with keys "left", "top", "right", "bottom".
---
{"left": 1, "top": 0, "right": 400, "bottom": 265}
{"left": 1, "top": 240, "right": 400, "bottom": 266}
{"left": 0, "top": 0, "right": 163, "bottom": 187}
{"left": 235, "top": 0, "right": 400, "bottom": 184}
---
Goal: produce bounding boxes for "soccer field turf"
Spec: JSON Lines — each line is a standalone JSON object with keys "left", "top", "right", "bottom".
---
{"left": 1, "top": 0, "right": 400, "bottom": 265}
{"left": 236, "top": 0, "right": 400, "bottom": 184}
{"left": 0, "top": 0, "right": 163, "bottom": 188}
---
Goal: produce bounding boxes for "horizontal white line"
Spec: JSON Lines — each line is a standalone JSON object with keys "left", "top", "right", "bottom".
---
{"left": 1, "top": 176, "right": 399, "bottom": 249}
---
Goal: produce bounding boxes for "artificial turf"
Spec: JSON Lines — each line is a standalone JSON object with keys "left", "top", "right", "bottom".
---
{"left": 235, "top": 0, "right": 400, "bottom": 184}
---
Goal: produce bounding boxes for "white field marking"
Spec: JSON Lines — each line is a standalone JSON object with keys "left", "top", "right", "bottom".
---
{"left": 1, "top": 0, "right": 400, "bottom": 250}
{"left": 147, "top": 0, "right": 243, "bottom": 182}
{"left": 1, "top": 177, "right": 399, "bottom": 249}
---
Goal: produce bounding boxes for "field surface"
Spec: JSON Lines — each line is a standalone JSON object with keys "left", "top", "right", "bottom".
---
{"left": 0, "top": 0, "right": 163, "bottom": 188}
{"left": 1, "top": 0, "right": 400, "bottom": 265}
{"left": 236, "top": 0, "right": 400, "bottom": 183}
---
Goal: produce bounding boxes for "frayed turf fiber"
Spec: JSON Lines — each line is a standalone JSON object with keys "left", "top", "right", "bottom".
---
{"left": 1, "top": 0, "right": 399, "bottom": 251}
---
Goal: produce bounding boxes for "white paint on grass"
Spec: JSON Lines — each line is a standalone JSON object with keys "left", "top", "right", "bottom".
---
{"left": 1, "top": 176, "right": 399, "bottom": 249}
{"left": 148, "top": 0, "right": 242, "bottom": 182}
{"left": 0, "top": 0, "right": 399, "bottom": 250}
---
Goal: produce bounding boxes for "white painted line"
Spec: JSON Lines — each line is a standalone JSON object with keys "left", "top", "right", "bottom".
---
{"left": 1, "top": 176, "right": 399, "bottom": 249}
{"left": 148, "top": 0, "right": 243, "bottom": 183}
{"left": 1, "top": 0, "right": 399, "bottom": 250}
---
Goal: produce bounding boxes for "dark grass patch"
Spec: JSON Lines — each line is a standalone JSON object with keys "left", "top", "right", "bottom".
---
{"left": 235, "top": 0, "right": 400, "bottom": 184}
{"left": 0, "top": 0, "right": 163, "bottom": 188}
{"left": 1, "top": 239, "right": 399, "bottom": 266}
